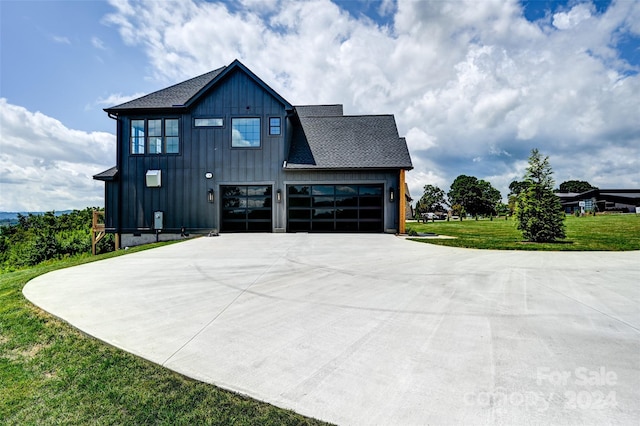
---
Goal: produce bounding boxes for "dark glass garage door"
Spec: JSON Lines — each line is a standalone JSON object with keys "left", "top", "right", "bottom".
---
{"left": 221, "top": 185, "right": 272, "bottom": 232}
{"left": 287, "top": 184, "right": 383, "bottom": 233}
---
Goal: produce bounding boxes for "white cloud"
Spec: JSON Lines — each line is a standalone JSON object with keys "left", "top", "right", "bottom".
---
{"left": 405, "top": 127, "right": 437, "bottom": 152}
{"left": 93, "top": 0, "right": 638, "bottom": 204}
{"left": 378, "top": 0, "right": 395, "bottom": 17}
{"left": 92, "top": 36, "right": 107, "bottom": 50}
{"left": 0, "top": 99, "right": 115, "bottom": 211}
{"left": 95, "top": 92, "right": 148, "bottom": 107}
{"left": 552, "top": 3, "right": 592, "bottom": 30}
{"left": 52, "top": 35, "right": 71, "bottom": 44}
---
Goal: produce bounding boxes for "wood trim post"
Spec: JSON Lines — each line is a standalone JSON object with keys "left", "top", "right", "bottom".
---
{"left": 91, "top": 210, "right": 106, "bottom": 255}
{"left": 399, "top": 169, "right": 406, "bottom": 234}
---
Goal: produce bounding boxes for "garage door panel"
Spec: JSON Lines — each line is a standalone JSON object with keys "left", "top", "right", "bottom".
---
{"left": 360, "top": 196, "right": 383, "bottom": 207}
{"left": 248, "top": 209, "right": 271, "bottom": 220}
{"left": 336, "top": 196, "right": 358, "bottom": 207}
{"left": 289, "top": 209, "right": 310, "bottom": 220}
{"left": 287, "top": 184, "right": 383, "bottom": 233}
{"left": 221, "top": 185, "right": 272, "bottom": 232}
{"left": 312, "top": 197, "right": 334, "bottom": 207}
{"left": 289, "top": 198, "right": 310, "bottom": 208}
{"left": 360, "top": 208, "right": 382, "bottom": 219}
{"left": 289, "top": 221, "right": 311, "bottom": 232}
{"left": 336, "top": 221, "right": 359, "bottom": 232}
{"left": 336, "top": 208, "right": 358, "bottom": 219}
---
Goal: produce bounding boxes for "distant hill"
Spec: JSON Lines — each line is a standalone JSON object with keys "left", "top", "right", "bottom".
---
{"left": 0, "top": 211, "right": 73, "bottom": 226}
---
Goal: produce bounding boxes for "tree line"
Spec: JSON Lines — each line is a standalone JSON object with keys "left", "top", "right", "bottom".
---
{"left": 0, "top": 208, "right": 114, "bottom": 272}
{"left": 416, "top": 149, "right": 567, "bottom": 242}
{"left": 415, "top": 177, "right": 503, "bottom": 220}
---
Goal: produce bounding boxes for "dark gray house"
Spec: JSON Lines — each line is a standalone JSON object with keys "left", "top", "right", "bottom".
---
{"left": 94, "top": 60, "right": 413, "bottom": 247}
{"left": 556, "top": 189, "right": 640, "bottom": 214}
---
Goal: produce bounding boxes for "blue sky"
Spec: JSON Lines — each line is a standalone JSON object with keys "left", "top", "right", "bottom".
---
{"left": 1, "top": 0, "right": 639, "bottom": 211}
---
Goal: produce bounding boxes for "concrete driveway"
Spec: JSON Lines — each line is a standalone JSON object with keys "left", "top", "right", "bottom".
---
{"left": 24, "top": 234, "right": 640, "bottom": 425}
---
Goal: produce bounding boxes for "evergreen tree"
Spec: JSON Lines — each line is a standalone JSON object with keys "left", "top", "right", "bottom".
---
{"left": 515, "top": 149, "right": 566, "bottom": 242}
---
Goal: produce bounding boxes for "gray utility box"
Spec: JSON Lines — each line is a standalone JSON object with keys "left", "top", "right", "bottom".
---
{"left": 153, "top": 211, "right": 163, "bottom": 230}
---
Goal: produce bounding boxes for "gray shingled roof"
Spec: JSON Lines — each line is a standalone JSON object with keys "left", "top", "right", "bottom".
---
{"left": 296, "top": 104, "right": 343, "bottom": 117}
{"left": 105, "top": 67, "right": 226, "bottom": 112}
{"left": 93, "top": 166, "right": 118, "bottom": 181}
{"left": 286, "top": 112, "right": 413, "bottom": 170}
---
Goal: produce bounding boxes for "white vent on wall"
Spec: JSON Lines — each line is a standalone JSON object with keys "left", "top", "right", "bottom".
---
{"left": 146, "top": 170, "right": 162, "bottom": 188}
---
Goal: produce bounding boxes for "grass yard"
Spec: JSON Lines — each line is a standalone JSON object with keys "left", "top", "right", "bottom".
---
{"left": 0, "top": 245, "right": 328, "bottom": 425}
{"left": 407, "top": 214, "right": 640, "bottom": 251}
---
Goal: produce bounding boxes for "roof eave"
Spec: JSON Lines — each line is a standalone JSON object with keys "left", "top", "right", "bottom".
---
{"left": 284, "top": 165, "right": 413, "bottom": 171}
{"left": 103, "top": 105, "right": 187, "bottom": 115}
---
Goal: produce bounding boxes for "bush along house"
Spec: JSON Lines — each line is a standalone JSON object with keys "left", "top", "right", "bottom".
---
{"left": 94, "top": 60, "right": 413, "bottom": 247}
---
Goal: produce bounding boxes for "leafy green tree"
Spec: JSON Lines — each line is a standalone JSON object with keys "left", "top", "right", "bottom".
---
{"left": 515, "top": 149, "right": 566, "bottom": 242}
{"left": 450, "top": 204, "right": 465, "bottom": 219}
{"left": 448, "top": 175, "right": 501, "bottom": 218}
{"left": 415, "top": 184, "right": 447, "bottom": 218}
{"left": 558, "top": 180, "right": 598, "bottom": 193}
{"left": 508, "top": 180, "right": 528, "bottom": 214}
{"left": 0, "top": 208, "right": 113, "bottom": 271}
{"left": 495, "top": 202, "right": 510, "bottom": 217}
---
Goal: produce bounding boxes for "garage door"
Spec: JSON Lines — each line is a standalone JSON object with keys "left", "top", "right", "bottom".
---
{"left": 221, "top": 185, "right": 272, "bottom": 232}
{"left": 287, "top": 184, "right": 383, "bottom": 232}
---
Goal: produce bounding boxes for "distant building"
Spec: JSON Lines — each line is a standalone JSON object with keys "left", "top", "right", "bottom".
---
{"left": 404, "top": 183, "right": 414, "bottom": 220}
{"left": 556, "top": 189, "right": 640, "bottom": 214}
{"left": 94, "top": 60, "right": 413, "bottom": 246}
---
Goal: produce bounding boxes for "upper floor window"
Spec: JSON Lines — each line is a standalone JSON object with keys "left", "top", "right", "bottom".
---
{"left": 165, "top": 119, "right": 179, "bottom": 153}
{"left": 148, "top": 119, "right": 162, "bottom": 154}
{"left": 131, "top": 120, "right": 145, "bottom": 154}
{"left": 194, "top": 118, "right": 224, "bottom": 127}
{"left": 269, "top": 117, "right": 281, "bottom": 135}
{"left": 130, "top": 118, "right": 179, "bottom": 154}
{"left": 231, "top": 118, "right": 260, "bottom": 148}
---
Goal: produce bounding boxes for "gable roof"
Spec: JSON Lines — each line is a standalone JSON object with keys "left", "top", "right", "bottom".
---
{"left": 104, "top": 60, "right": 292, "bottom": 113}
{"left": 286, "top": 107, "right": 413, "bottom": 170}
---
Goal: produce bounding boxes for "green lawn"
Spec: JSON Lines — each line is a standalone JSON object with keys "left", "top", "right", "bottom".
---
{"left": 407, "top": 214, "right": 640, "bottom": 251}
{"left": 0, "top": 245, "right": 328, "bottom": 425}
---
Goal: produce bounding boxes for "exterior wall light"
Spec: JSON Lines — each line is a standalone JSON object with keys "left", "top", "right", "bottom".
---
{"left": 208, "top": 189, "right": 215, "bottom": 203}
{"left": 276, "top": 189, "right": 282, "bottom": 203}
{"left": 389, "top": 187, "right": 395, "bottom": 202}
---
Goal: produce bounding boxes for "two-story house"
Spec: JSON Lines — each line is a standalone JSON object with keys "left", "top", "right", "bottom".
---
{"left": 94, "top": 60, "right": 413, "bottom": 247}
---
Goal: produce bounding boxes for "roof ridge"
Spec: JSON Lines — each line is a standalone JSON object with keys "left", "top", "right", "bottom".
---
{"left": 295, "top": 104, "right": 343, "bottom": 107}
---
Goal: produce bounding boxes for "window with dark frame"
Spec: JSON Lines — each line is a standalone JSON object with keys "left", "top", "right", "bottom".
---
{"left": 148, "top": 119, "right": 162, "bottom": 154}
{"left": 165, "top": 119, "right": 179, "bottom": 153}
{"left": 131, "top": 120, "right": 145, "bottom": 154}
{"left": 231, "top": 117, "right": 261, "bottom": 147}
{"left": 194, "top": 118, "right": 224, "bottom": 127}
{"left": 130, "top": 118, "right": 180, "bottom": 155}
{"left": 269, "top": 117, "right": 281, "bottom": 135}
